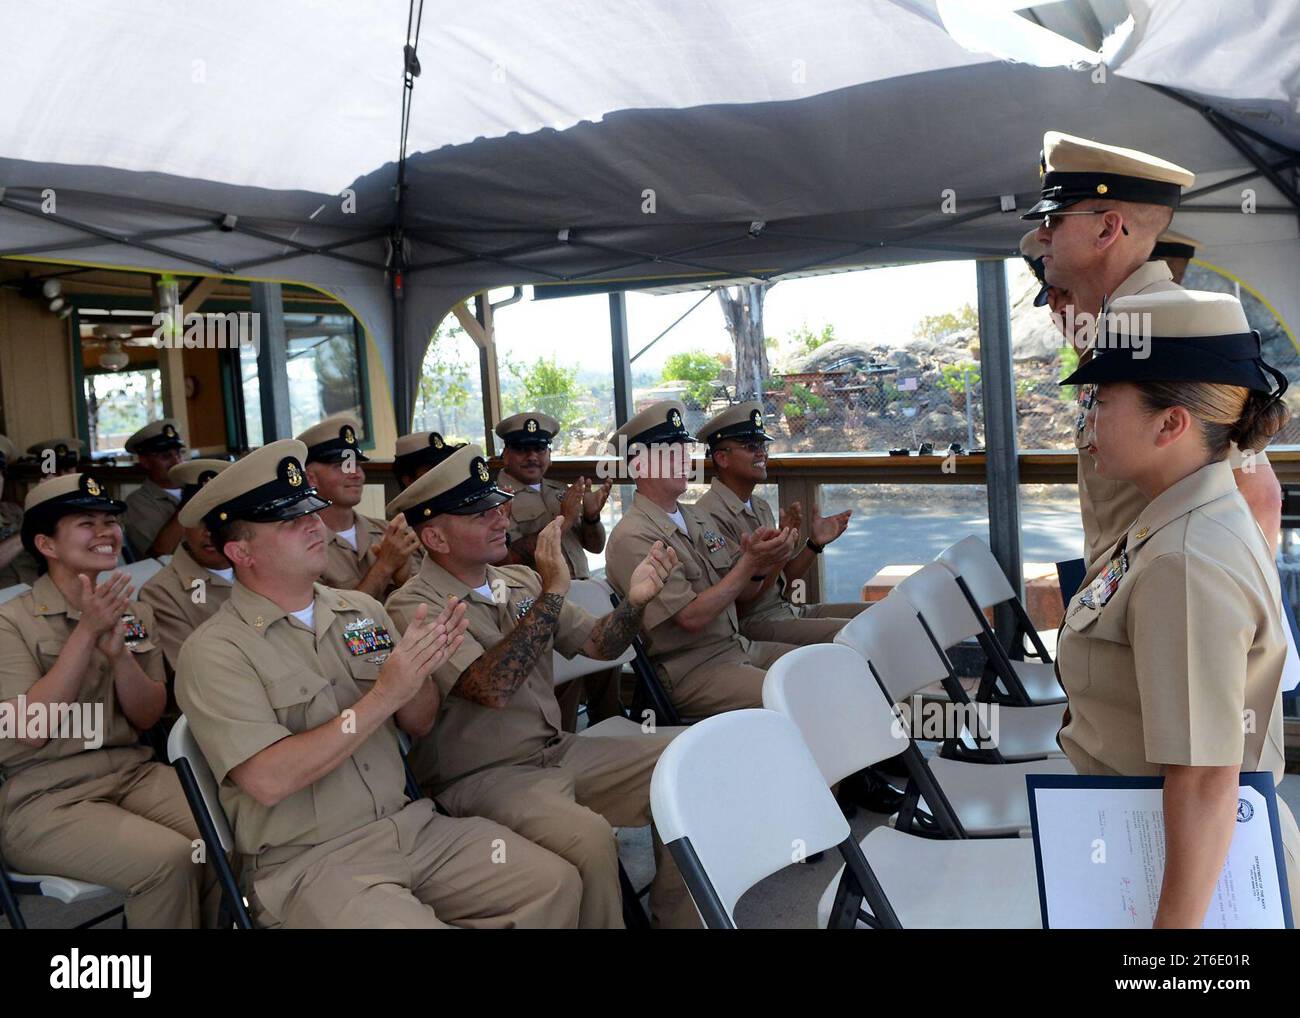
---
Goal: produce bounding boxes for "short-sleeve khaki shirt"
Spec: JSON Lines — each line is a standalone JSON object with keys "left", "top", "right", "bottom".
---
{"left": 1058, "top": 458, "right": 1288, "bottom": 779}
{"left": 498, "top": 471, "right": 598, "bottom": 579}
{"left": 604, "top": 492, "right": 746, "bottom": 684}
{"left": 0, "top": 574, "right": 162, "bottom": 780}
{"left": 123, "top": 479, "right": 179, "bottom": 558}
{"left": 321, "top": 511, "right": 421, "bottom": 593}
{"left": 175, "top": 581, "right": 408, "bottom": 860}
{"left": 384, "top": 558, "right": 598, "bottom": 793}
{"left": 138, "top": 542, "right": 234, "bottom": 671}
{"left": 694, "top": 479, "right": 794, "bottom": 623}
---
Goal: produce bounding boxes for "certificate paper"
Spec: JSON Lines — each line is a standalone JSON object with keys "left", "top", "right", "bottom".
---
{"left": 1026, "top": 773, "right": 1292, "bottom": 929}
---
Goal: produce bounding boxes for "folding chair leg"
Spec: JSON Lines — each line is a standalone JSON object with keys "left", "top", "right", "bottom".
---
{"left": 173, "top": 758, "right": 254, "bottom": 929}
{"left": 0, "top": 863, "right": 26, "bottom": 929}
{"left": 664, "top": 837, "right": 731, "bottom": 929}
{"left": 618, "top": 861, "right": 650, "bottom": 929}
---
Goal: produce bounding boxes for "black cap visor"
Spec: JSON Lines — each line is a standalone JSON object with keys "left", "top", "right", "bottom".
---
{"left": 1059, "top": 333, "right": 1280, "bottom": 394}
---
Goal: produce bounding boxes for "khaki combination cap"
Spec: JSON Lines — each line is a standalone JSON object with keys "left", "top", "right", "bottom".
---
{"left": 386, "top": 444, "right": 512, "bottom": 524}
{"left": 394, "top": 430, "right": 463, "bottom": 476}
{"left": 21, "top": 473, "right": 125, "bottom": 546}
{"left": 26, "top": 437, "right": 84, "bottom": 466}
{"left": 179, "top": 440, "right": 330, "bottom": 529}
{"left": 496, "top": 412, "right": 560, "bottom": 448}
{"left": 697, "top": 401, "right": 772, "bottom": 449}
{"left": 169, "top": 457, "right": 234, "bottom": 508}
{"left": 1151, "top": 228, "right": 1200, "bottom": 262}
{"left": 296, "top": 413, "right": 369, "bottom": 464}
{"left": 125, "top": 419, "right": 185, "bottom": 455}
{"left": 608, "top": 400, "right": 694, "bottom": 454}
{"left": 1060, "top": 290, "right": 1286, "bottom": 396}
{"left": 1023, "top": 131, "right": 1195, "bottom": 220}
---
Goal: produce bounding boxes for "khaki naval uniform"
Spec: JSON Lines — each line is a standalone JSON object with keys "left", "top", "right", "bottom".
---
{"left": 123, "top": 478, "right": 180, "bottom": 559}
{"left": 138, "top": 542, "right": 234, "bottom": 672}
{"left": 694, "top": 479, "right": 865, "bottom": 644}
{"left": 604, "top": 492, "right": 796, "bottom": 718}
{"left": 498, "top": 470, "right": 620, "bottom": 730}
{"left": 0, "top": 576, "right": 218, "bottom": 928}
{"left": 0, "top": 502, "right": 38, "bottom": 588}
{"left": 320, "top": 510, "right": 387, "bottom": 590}
{"left": 386, "top": 558, "right": 695, "bottom": 928}
{"left": 1058, "top": 459, "right": 1300, "bottom": 916}
{"left": 176, "top": 580, "right": 580, "bottom": 929}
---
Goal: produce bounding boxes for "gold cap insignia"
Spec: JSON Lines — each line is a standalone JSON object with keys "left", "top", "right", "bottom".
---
{"left": 526, "top": 418, "right": 539, "bottom": 433}
{"left": 287, "top": 462, "right": 303, "bottom": 487}
{"left": 163, "top": 424, "right": 177, "bottom": 438}
{"left": 750, "top": 409, "right": 762, "bottom": 427}
{"left": 669, "top": 409, "right": 682, "bottom": 428}
{"left": 85, "top": 477, "right": 101, "bottom": 496}
{"left": 475, "top": 460, "right": 490, "bottom": 483}
{"left": 1096, "top": 183, "right": 1109, "bottom": 194}
{"left": 342, "top": 425, "right": 356, "bottom": 445}
{"left": 432, "top": 434, "right": 444, "bottom": 449}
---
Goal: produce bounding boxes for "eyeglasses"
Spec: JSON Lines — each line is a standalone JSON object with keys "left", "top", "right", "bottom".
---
{"left": 719, "top": 440, "right": 769, "bottom": 455}
{"left": 1041, "top": 210, "right": 1130, "bottom": 236}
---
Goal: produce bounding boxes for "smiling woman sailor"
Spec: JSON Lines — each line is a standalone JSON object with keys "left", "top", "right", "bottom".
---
{"left": 1057, "top": 289, "right": 1299, "bottom": 927}
{"left": 0, "top": 474, "right": 220, "bottom": 927}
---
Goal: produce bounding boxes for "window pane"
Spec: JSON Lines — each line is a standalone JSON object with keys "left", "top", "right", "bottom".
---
{"left": 240, "top": 342, "right": 263, "bottom": 448}
{"left": 413, "top": 316, "right": 483, "bottom": 444}
{"left": 286, "top": 314, "right": 364, "bottom": 438}
{"left": 84, "top": 368, "right": 164, "bottom": 455}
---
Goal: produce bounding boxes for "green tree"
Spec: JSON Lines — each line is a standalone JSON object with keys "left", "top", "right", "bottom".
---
{"left": 662, "top": 350, "right": 723, "bottom": 409}
{"left": 913, "top": 303, "right": 978, "bottom": 343}
{"left": 505, "top": 355, "right": 583, "bottom": 432}
{"left": 415, "top": 320, "right": 474, "bottom": 440}
{"left": 789, "top": 321, "right": 837, "bottom": 355}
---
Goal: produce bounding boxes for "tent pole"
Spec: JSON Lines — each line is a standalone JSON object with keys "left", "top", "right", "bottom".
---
{"left": 610, "top": 291, "right": 633, "bottom": 428}
{"left": 250, "top": 282, "right": 292, "bottom": 441}
{"left": 975, "top": 258, "right": 1022, "bottom": 644}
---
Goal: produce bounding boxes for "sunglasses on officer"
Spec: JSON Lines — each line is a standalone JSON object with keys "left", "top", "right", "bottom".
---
{"left": 1042, "top": 209, "right": 1130, "bottom": 236}
{"left": 715, "top": 439, "right": 769, "bottom": 456}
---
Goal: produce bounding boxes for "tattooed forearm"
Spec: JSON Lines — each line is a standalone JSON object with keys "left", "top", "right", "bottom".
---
{"left": 583, "top": 598, "right": 644, "bottom": 660}
{"left": 450, "top": 593, "right": 564, "bottom": 708}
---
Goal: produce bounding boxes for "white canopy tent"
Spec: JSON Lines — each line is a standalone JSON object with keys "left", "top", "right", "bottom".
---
{"left": 1, "top": 0, "right": 1297, "bottom": 426}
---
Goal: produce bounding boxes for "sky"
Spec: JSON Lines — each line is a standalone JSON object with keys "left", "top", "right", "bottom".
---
{"left": 476, "top": 258, "right": 1014, "bottom": 381}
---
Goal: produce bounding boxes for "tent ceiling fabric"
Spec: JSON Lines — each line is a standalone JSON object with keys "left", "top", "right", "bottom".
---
{"left": 1, "top": 0, "right": 1297, "bottom": 424}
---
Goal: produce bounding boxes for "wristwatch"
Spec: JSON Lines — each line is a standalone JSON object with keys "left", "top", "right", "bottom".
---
{"left": 806, "top": 538, "right": 825, "bottom": 554}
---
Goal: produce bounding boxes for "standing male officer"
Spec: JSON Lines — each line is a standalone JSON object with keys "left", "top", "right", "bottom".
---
{"left": 495, "top": 411, "right": 618, "bottom": 729}
{"left": 297, "top": 414, "right": 421, "bottom": 598}
{"left": 1149, "top": 228, "right": 1199, "bottom": 284}
{"left": 1024, "top": 130, "right": 1282, "bottom": 560}
{"left": 384, "top": 444, "right": 695, "bottom": 928}
{"left": 139, "top": 459, "right": 235, "bottom": 673}
{"left": 695, "top": 402, "right": 866, "bottom": 645}
{"left": 393, "top": 430, "right": 462, "bottom": 490}
{"left": 123, "top": 419, "right": 187, "bottom": 558}
{"left": 603, "top": 400, "right": 799, "bottom": 719}
{"left": 176, "top": 440, "right": 582, "bottom": 928}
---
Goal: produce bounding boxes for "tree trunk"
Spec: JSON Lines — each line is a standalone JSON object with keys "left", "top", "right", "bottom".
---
{"left": 716, "top": 282, "right": 772, "bottom": 401}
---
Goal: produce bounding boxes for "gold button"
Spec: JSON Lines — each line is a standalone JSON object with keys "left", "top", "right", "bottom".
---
{"left": 254, "top": 616, "right": 265, "bottom": 628}
{"left": 423, "top": 508, "right": 431, "bottom": 517}
{"left": 1096, "top": 183, "right": 1108, "bottom": 194}
{"left": 219, "top": 511, "right": 228, "bottom": 521}
{"left": 1134, "top": 526, "right": 1149, "bottom": 539}
{"left": 37, "top": 604, "right": 47, "bottom": 612}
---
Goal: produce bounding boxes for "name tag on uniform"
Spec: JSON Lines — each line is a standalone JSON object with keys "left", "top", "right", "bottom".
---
{"left": 701, "top": 528, "right": 727, "bottom": 553}
{"left": 1077, "top": 550, "right": 1127, "bottom": 611}
{"left": 514, "top": 596, "right": 536, "bottom": 620}
{"left": 121, "top": 613, "right": 148, "bottom": 646}
{"left": 343, "top": 617, "right": 394, "bottom": 658}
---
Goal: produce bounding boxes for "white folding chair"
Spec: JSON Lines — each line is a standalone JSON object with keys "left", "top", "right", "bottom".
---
{"left": 0, "top": 858, "right": 122, "bottom": 930}
{"left": 935, "top": 536, "right": 1064, "bottom": 704}
{"left": 553, "top": 577, "right": 635, "bottom": 686}
{"left": 650, "top": 709, "right": 900, "bottom": 929}
{"left": 835, "top": 591, "right": 1073, "bottom": 836}
{"left": 167, "top": 716, "right": 253, "bottom": 928}
{"left": 107, "top": 558, "right": 164, "bottom": 599}
{"left": 0, "top": 583, "right": 31, "bottom": 605}
{"left": 892, "top": 563, "right": 1067, "bottom": 760}
{"left": 763, "top": 644, "right": 1042, "bottom": 928}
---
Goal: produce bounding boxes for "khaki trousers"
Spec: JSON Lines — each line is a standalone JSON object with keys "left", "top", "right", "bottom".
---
{"left": 246, "top": 798, "right": 581, "bottom": 929}
{"left": 0, "top": 746, "right": 221, "bottom": 929}
{"left": 740, "top": 601, "right": 867, "bottom": 645}
{"left": 666, "top": 641, "right": 799, "bottom": 718}
{"left": 437, "top": 717, "right": 697, "bottom": 929}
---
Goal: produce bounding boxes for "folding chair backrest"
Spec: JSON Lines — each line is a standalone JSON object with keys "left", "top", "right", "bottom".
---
{"left": 762, "top": 644, "right": 904, "bottom": 786}
{"left": 166, "top": 715, "right": 235, "bottom": 854}
{"left": 107, "top": 558, "right": 164, "bottom": 599}
{"left": 557, "top": 578, "right": 636, "bottom": 677}
{"left": 936, "top": 536, "right": 1016, "bottom": 611}
{"left": 650, "top": 709, "right": 849, "bottom": 925}
{"left": 0, "top": 583, "right": 31, "bottom": 605}
{"left": 834, "top": 590, "right": 950, "bottom": 700}
{"left": 896, "top": 561, "right": 982, "bottom": 647}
